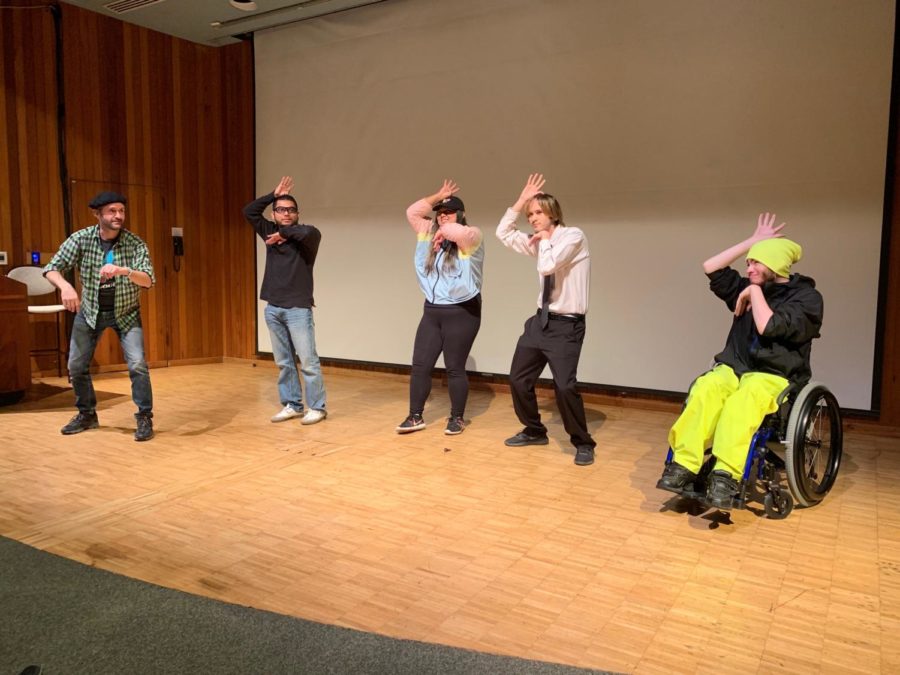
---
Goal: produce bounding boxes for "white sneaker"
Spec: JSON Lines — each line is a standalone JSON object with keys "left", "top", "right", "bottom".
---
{"left": 301, "top": 409, "right": 327, "bottom": 425}
{"left": 271, "top": 405, "right": 303, "bottom": 423}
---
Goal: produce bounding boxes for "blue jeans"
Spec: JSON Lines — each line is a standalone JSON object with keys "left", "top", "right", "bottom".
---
{"left": 264, "top": 304, "right": 326, "bottom": 412}
{"left": 68, "top": 310, "right": 153, "bottom": 415}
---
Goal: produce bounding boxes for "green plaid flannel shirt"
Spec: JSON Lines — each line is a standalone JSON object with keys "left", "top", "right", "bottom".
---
{"left": 43, "top": 225, "right": 155, "bottom": 331}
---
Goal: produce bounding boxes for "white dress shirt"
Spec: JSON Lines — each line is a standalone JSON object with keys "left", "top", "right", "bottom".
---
{"left": 496, "top": 207, "right": 591, "bottom": 315}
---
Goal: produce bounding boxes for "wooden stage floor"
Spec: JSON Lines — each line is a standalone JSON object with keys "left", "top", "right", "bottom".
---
{"left": 1, "top": 362, "right": 898, "bottom": 673}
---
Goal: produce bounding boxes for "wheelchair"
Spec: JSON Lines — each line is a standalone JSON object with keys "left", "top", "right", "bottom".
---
{"left": 663, "top": 380, "right": 843, "bottom": 519}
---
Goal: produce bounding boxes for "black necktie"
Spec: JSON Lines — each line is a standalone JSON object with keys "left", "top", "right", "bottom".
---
{"left": 540, "top": 274, "right": 554, "bottom": 328}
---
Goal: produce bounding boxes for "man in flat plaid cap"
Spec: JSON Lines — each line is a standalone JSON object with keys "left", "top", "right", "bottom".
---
{"left": 44, "top": 191, "right": 156, "bottom": 441}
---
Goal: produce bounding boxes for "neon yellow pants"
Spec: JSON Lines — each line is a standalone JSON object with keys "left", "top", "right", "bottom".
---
{"left": 667, "top": 364, "right": 788, "bottom": 479}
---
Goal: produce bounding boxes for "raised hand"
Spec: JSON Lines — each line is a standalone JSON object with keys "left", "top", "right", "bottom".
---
{"left": 514, "top": 173, "right": 546, "bottom": 210}
{"left": 437, "top": 179, "right": 459, "bottom": 202}
{"left": 273, "top": 176, "right": 294, "bottom": 197}
{"left": 753, "top": 212, "right": 785, "bottom": 242}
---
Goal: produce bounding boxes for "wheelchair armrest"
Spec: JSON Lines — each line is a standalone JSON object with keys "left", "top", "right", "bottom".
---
{"left": 776, "top": 381, "right": 801, "bottom": 408}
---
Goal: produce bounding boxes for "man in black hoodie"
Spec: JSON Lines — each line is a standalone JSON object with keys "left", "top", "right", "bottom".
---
{"left": 656, "top": 213, "right": 823, "bottom": 509}
{"left": 243, "top": 176, "right": 327, "bottom": 425}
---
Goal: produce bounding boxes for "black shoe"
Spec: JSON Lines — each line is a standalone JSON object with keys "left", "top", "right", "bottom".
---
{"left": 574, "top": 445, "right": 595, "bottom": 466}
{"left": 504, "top": 431, "right": 549, "bottom": 447}
{"left": 60, "top": 412, "right": 99, "bottom": 435}
{"left": 656, "top": 462, "right": 698, "bottom": 494}
{"left": 444, "top": 416, "right": 466, "bottom": 435}
{"left": 134, "top": 413, "right": 154, "bottom": 442}
{"left": 706, "top": 470, "right": 739, "bottom": 509}
{"left": 396, "top": 413, "right": 426, "bottom": 434}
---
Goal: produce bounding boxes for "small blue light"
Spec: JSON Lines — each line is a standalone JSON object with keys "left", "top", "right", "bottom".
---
{"left": 31, "top": 251, "right": 40, "bottom": 265}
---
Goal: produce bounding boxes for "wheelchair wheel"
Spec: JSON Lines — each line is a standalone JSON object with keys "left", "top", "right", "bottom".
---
{"left": 784, "top": 381, "right": 843, "bottom": 507}
{"left": 763, "top": 488, "right": 794, "bottom": 519}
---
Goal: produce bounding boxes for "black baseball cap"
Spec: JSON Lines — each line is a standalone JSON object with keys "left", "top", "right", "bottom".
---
{"left": 88, "top": 191, "right": 127, "bottom": 209}
{"left": 433, "top": 196, "right": 465, "bottom": 213}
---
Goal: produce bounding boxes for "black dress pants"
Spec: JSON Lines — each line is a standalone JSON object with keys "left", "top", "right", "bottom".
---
{"left": 509, "top": 313, "right": 595, "bottom": 449}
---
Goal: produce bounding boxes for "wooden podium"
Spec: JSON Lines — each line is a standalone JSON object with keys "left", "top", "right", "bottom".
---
{"left": 0, "top": 274, "right": 31, "bottom": 402}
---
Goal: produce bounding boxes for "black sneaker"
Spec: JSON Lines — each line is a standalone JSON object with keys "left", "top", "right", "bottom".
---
{"left": 504, "top": 431, "right": 549, "bottom": 447}
{"left": 60, "top": 412, "right": 99, "bottom": 435}
{"left": 574, "top": 445, "right": 595, "bottom": 466}
{"left": 396, "top": 414, "right": 426, "bottom": 434}
{"left": 706, "top": 470, "right": 739, "bottom": 509}
{"left": 134, "top": 413, "right": 154, "bottom": 442}
{"left": 444, "top": 416, "right": 466, "bottom": 435}
{"left": 656, "top": 462, "right": 698, "bottom": 494}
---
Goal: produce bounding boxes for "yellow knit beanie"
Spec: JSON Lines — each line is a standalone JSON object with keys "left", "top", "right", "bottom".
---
{"left": 746, "top": 238, "right": 802, "bottom": 278}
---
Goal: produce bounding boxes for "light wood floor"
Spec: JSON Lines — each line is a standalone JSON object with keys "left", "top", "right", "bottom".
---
{"left": 1, "top": 362, "right": 898, "bottom": 673}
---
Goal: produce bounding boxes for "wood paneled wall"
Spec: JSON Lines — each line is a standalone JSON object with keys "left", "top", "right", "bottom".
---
{"left": 2, "top": 2, "right": 900, "bottom": 426}
{"left": 0, "top": 1, "right": 256, "bottom": 373}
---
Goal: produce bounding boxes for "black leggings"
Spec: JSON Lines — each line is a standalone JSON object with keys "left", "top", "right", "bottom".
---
{"left": 409, "top": 296, "right": 482, "bottom": 417}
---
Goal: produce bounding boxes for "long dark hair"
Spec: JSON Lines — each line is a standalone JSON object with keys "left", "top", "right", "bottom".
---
{"left": 424, "top": 211, "right": 467, "bottom": 275}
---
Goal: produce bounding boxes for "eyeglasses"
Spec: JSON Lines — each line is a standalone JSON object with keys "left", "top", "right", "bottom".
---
{"left": 273, "top": 206, "right": 298, "bottom": 214}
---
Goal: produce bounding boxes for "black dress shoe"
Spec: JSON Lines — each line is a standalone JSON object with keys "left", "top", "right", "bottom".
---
{"left": 504, "top": 431, "right": 549, "bottom": 447}
{"left": 60, "top": 412, "right": 99, "bottom": 435}
{"left": 706, "top": 470, "right": 739, "bottom": 509}
{"left": 574, "top": 446, "right": 595, "bottom": 466}
{"left": 656, "top": 462, "right": 698, "bottom": 494}
{"left": 134, "top": 412, "right": 154, "bottom": 442}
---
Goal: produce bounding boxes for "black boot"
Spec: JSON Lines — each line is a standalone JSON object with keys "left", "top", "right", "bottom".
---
{"left": 134, "top": 412, "right": 154, "bottom": 442}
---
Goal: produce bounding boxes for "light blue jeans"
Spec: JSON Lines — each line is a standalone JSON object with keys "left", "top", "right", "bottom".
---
{"left": 264, "top": 304, "right": 326, "bottom": 412}
{"left": 68, "top": 310, "right": 153, "bottom": 415}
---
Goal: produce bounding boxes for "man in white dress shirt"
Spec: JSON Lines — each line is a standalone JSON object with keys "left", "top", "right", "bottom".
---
{"left": 495, "top": 174, "right": 597, "bottom": 466}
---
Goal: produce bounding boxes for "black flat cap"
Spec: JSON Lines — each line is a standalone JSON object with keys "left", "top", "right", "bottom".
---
{"left": 88, "top": 191, "right": 127, "bottom": 209}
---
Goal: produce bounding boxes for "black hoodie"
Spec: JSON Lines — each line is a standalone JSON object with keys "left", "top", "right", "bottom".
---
{"left": 707, "top": 267, "right": 823, "bottom": 386}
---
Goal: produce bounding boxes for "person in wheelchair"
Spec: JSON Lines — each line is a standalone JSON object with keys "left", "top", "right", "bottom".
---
{"left": 657, "top": 212, "right": 823, "bottom": 510}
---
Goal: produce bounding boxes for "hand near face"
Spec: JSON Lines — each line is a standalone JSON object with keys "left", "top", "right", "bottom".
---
{"left": 432, "top": 232, "right": 446, "bottom": 252}
{"left": 734, "top": 286, "right": 754, "bottom": 316}
{"left": 528, "top": 230, "right": 551, "bottom": 248}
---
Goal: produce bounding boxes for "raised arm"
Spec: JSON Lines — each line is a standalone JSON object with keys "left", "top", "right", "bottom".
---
{"left": 438, "top": 222, "right": 482, "bottom": 254}
{"left": 268, "top": 224, "right": 322, "bottom": 258}
{"left": 513, "top": 173, "right": 545, "bottom": 212}
{"left": 702, "top": 212, "right": 785, "bottom": 274}
{"left": 406, "top": 179, "right": 459, "bottom": 234}
{"left": 243, "top": 176, "right": 294, "bottom": 239}
{"left": 496, "top": 174, "right": 546, "bottom": 256}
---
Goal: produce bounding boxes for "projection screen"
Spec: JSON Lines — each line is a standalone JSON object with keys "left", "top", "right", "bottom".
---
{"left": 254, "top": 0, "right": 894, "bottom": 411}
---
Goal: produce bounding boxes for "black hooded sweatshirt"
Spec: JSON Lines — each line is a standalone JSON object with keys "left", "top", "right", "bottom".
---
{"left": 707, "top": 267, "right": 823, "bottom": 386}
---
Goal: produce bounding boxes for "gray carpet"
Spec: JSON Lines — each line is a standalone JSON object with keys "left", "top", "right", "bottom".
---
{"left": 0, "top": 536, "right": 612, "bottom": 675}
